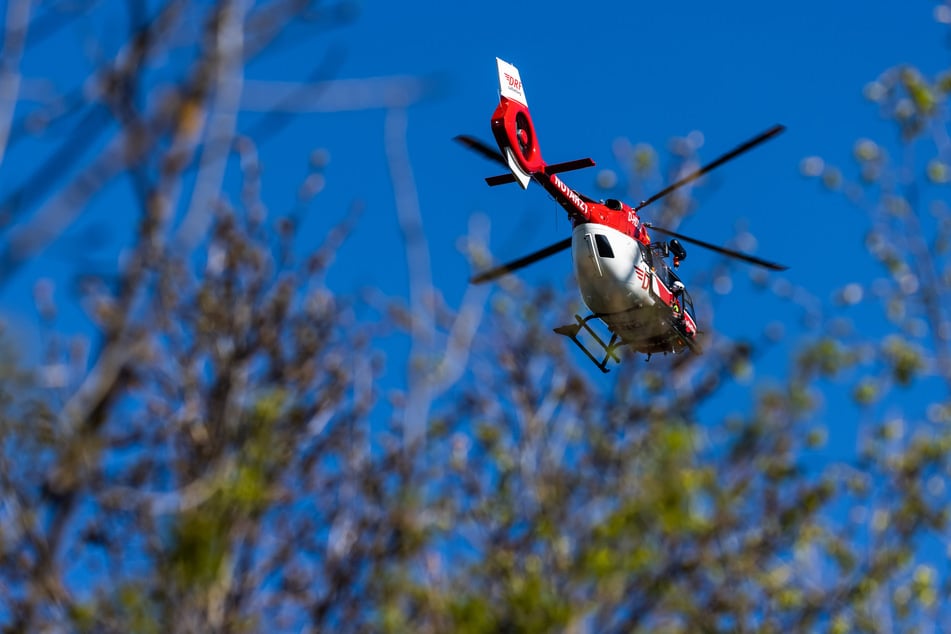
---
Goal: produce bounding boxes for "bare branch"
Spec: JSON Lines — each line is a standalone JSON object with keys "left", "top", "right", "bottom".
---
{"left": 0, "top": 0, "right": 34, "bottom": 165}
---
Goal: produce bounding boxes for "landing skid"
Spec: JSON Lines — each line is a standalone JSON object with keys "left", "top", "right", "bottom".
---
{"left": 553, "top": 314, "right": 622, "bottom": 373}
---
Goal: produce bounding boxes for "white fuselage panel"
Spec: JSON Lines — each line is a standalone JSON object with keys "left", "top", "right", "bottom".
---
{"left": 571, "top": 223, "right": 654, "bottom": 314}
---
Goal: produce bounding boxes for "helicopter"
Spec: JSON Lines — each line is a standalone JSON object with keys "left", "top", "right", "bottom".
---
{"left": 456, "top": 58, "right": 787, "bottom": 372}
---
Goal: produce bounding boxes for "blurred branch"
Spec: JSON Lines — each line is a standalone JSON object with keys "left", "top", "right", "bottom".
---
{"left": 385, "top": 107, "right": 433, "bottom": 443}
{"left": 176, "top": 0, "right": 249, "bottom": 249}
{"left": 1, "top": 126, "right": 145, "bottom": 279}
{"left": 241, "top": 74, "right": 443, "bottom": 112}
{"left": 0, "top": 0, "right": 34, "bottom": 165}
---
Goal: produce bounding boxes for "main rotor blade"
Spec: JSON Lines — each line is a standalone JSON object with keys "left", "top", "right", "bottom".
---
{"left": 646, "top": 224, "right": 788, "bottom": 271}
{"left": 454, "top": 134, "right": 507, "bottom": 168}
{"left": 470, "top": 237, "right": 572, "bottom": 284}
{"left": 634, "top": 124, "right": 785, "bottom": 211}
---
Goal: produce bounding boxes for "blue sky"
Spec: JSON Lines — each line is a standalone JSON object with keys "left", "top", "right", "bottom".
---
{"left": 2, "top": 1, "right": 947, "bottom": 410}
{"left": 294, "top": 1, "right": 948, "bottom": 457}
{"left": 298, "top": 1, "right": 943, "bottom": 308}
{"left": 283, "top": 1, "right": 944, "bottom": 379}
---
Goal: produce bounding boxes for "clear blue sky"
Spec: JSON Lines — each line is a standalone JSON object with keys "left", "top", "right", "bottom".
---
{"left": 298, "top": 1, "right": 947, "bottom": 452}
{"left": 2, "top": 1, "right": 947, "bottom": 429}
{"left": 301, "top": 0, "right": 942, "bottom": 309}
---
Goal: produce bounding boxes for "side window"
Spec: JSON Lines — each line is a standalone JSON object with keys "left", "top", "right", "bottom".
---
{"left": 639, "top": 241, "right": 652, "bottom": 267}
{"left": 653, "top": 251, "right": 670, "bottom": 284}
{"left": 594, "top": 234, "right": 614, "bottom": 258}
{"left": 682, "top": 290, "right": 695, "bottom": 319}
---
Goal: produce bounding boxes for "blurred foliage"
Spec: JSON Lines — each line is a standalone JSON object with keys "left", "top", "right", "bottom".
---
{"left": 2, "top": 1, "right": 951, "bottom": 633}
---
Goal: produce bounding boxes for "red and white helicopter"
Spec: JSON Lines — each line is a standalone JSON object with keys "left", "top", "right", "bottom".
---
{"left": 456, "top": 58, "right": 787, "bottom": 372}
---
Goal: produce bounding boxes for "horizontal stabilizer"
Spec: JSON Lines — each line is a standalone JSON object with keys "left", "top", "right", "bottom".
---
{"left": 485, "top": 157, "right": 595, "bottom": 187}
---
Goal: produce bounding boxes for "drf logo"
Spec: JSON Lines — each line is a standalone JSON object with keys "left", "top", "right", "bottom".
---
{"left": 504, "top": 73, "right": 522, "bottom": 92}
{"left": 634, "top": 267, "right": 651, "bottom": 290}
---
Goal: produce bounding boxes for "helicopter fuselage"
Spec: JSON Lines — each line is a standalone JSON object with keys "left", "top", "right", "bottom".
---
{"left": 571, "top": 222, "right": 697, "bottom": 355}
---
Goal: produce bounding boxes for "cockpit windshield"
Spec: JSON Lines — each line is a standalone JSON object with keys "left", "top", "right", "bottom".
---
{"left": 681, "top": 288, "right": 695, "bottom": 321}
{"left": 651, "top": 244, "right": 672, "bottom": 286}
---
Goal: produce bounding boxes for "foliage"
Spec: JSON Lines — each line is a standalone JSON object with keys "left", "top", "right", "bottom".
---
{"left": 1, "top": 1, "right": 951, "bottom": 632}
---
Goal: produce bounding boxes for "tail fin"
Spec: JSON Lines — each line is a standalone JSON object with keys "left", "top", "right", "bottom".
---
{"left": 491, "top": 58, "right": 546, "bottom": 189}
{"left": 497, "top": 57, "right": 528, "bottom": 107}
